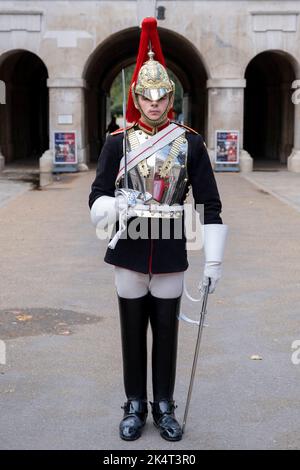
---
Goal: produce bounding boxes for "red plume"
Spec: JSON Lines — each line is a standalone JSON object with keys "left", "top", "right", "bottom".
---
{"left": 126, "top": 17, "right": 171, "bottom": 123}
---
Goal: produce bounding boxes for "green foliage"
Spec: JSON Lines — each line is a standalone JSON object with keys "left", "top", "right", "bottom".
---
{"left": 110, "top": 65, "right": 134, "bottom": 116}
{"left": 168, "top": 69, "right": 183, "bottom": 116}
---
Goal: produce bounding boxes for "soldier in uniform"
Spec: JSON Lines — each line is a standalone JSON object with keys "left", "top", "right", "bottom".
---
{"left": 89, "top": 17, "right": 227, "bottom": 441}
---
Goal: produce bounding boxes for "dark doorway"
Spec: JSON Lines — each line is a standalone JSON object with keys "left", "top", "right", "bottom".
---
{"left": 0, "top": 50, "right": 49, "bottom": 165}
{"left": 244, "top": 50, "right": 295, "bottom": 168}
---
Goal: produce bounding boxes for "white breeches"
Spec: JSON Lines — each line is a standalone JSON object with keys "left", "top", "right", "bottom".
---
{"left": 114, "top": 266, "right": 184, "bottom": 299}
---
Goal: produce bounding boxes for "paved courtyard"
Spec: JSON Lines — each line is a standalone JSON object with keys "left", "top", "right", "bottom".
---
{"left": 0, "top": 168, "right": 300, "bottom": 450}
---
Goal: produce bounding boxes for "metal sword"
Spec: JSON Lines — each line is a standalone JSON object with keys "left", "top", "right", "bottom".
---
{"left": 181, "top": 279, "right": 210, "bottom": 434}
{"left": 107, "top": 70, "right": 133, "bottom": 250}
{"left": 121, "top": 68, "right": 128, "bottom": 189}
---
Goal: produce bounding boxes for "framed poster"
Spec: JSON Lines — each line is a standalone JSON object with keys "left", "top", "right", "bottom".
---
{"left": 215, "top": 130, "right": 239, "bottom": 164}
{"left": 53, "top": 131, "right": 77, "bottom": 165}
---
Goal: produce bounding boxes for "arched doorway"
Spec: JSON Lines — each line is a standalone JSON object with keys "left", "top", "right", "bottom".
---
{"left": 244, "top": 50, "right": 295, "bottom": 169}
{"left": 0, "top": 50, "right": 49, "bottom": 166}
{"left": 83, "top": 27, "right": 208, "bottom": 162}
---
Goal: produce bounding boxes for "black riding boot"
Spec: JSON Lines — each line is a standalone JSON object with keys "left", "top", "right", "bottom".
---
{"left": 149, "top": 294, "right": 183, "bottom": 441}
{"left": 118, "top": 294, "right": 149, "bottom": 440}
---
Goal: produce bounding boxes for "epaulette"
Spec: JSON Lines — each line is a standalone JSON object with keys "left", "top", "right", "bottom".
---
{"left": 175, "top": 122, "right": 199, "bottom": 135}
{"left": 110, "top": 124, "right": 135, "bottom": 136}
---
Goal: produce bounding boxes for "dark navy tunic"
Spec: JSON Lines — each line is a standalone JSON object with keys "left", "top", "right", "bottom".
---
{"left": 89, "top": 125, "right": 222, "bottom": 274}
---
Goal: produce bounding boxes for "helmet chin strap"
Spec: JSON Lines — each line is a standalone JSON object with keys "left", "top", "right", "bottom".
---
{"left": 136, "top": 94, "right": 173, "bottom": 128}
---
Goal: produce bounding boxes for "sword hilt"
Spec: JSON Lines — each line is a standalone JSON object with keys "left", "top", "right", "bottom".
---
{"left": 121, "top": 69, "right": 128, "bottom": 189}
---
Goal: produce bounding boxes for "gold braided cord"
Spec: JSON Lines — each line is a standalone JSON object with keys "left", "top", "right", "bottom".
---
{"left": 127, "top": 129, "right": 186, "bottom": 180}
{"left": 159, "top": 135, "right": 186, "bottom": 178}
{"left": 128, "top": 128, "right": 150, "bottom": 177}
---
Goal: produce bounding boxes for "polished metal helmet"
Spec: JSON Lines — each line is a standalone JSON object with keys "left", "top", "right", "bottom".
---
{"left": 133, "top": 50, "right": 174, "bottom": 102}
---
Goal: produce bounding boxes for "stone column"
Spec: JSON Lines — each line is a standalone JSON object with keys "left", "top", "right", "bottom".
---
{"left": 288, "top": 83, "right": 300, "bottom": 172}
{"left": 206, "top": 78, "right": 252, "bottom": 172}
{"left": 47, "top": 78, "right": 89, "bottom": 172}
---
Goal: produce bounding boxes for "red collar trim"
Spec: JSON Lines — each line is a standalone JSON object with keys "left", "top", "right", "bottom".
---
{"left": 137, "top": 119, "right": 170, "bottom": 135}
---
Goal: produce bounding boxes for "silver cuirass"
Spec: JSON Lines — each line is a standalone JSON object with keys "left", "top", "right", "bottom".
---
{"left": 116, "top": 126, "right": 189, "bottom": 218}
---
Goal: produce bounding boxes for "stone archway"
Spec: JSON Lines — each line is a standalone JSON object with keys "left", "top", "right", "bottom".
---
{"left": 244, "top": 50, "right": 296, "bottom": 169}
{"left": 0, "top": 50, "right": 49, "bottom": 166}
{"left": 83, "top": 26, "right": 208, "bottom": 162}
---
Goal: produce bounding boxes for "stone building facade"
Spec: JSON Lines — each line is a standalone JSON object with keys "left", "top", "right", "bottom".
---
{"left": 0, "top": 0, "right": 300, "bottom": 172}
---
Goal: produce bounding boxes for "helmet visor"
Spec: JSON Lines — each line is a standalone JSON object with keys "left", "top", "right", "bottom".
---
{"left": 138, "top": 87, "right": 169, "bottom": 101}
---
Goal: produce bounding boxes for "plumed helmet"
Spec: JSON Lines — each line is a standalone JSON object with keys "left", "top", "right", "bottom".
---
{"left": 126, "top": 17, "right": 175, "bottom": 123}
{"left": 134, "top": 49, "right": 174, "bottom": 101}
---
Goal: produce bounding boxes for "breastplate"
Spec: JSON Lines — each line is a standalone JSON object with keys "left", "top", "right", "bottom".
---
{"left": 116, "top": 127, "right": 188, "bottom": 215}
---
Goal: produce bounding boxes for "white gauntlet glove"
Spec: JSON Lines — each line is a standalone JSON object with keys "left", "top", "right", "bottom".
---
{"left": 90, "top": 190, "right": 147, "bottom": 249}
{"left": 202, "top": 224, "right": 228, "bottom": 294}
{"left": 90, "top": 195, "right": 117, "bottom": 229}
{"left": 90, "top": 189, "right": 144, "bottom": 229}
{"left": 203, "top": 262, "right": 222, "bottom": 294}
